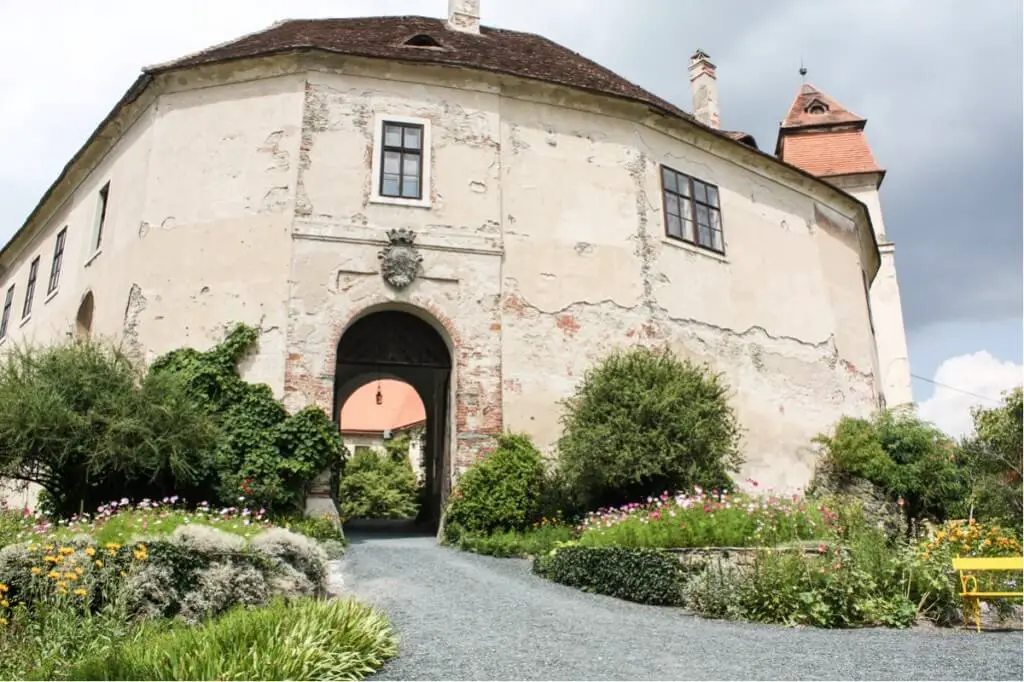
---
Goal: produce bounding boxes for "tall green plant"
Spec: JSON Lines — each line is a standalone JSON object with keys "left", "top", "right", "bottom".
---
{"left": 556, "top": 346, "right": 742, "bottom": 511}
{"left": 958, "top": 387, "right": 1023, "bottom": 530}
{"left": 0, "top": 339, "right": 218, "bottom": 517}
{"left": 149, "top": 324, "right": 342, "bottom": 514}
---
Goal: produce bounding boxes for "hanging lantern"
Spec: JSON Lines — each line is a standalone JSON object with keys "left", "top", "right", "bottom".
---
{"left": 375, "top": 382, "right": 383, "bottom": 405}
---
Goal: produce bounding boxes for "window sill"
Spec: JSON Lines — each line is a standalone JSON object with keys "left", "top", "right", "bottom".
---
{"left": 19, "top": 314, "right": 31, "bottom": 328}
{"left": 369, "top": 194, "right": 432, "bottom": 209}
{"left": 85, "top": 249, "right": 102, "bottom": 268}
{"left": 662, "top": 237, "right": 729, "bottom": 263}
{"left": 45, "top": 288, "right": 59, "bottom": 304}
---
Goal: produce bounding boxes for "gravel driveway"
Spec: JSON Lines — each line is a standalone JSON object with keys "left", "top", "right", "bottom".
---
{"left": 336, "top": 532, "right": 1023, "bottom": 681}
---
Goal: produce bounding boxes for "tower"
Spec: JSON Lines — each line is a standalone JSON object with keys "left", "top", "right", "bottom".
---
{"left": 776, "top": 83, "right": 914, "bottom": 410}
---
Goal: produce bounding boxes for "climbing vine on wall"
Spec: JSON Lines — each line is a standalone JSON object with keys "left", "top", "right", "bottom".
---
{"left": 149, "top": 323, "right": 343, "bottom": 514}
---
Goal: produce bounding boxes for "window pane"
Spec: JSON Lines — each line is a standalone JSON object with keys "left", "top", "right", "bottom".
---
{"left": 381, "top": 174, "right": 400, "bottom": 196}
{"left": 698, "top": 223, "right": 712, "bottom": 247}
{"left": 679, "top": 198, "right": 692, "bottom": 220}
{"left": 384, "top": 124, "right": 403, "bottom": 147}
{"left": 667, "top": 213, "right": 682, "bottom": 238}
{"left": 709, "top": 209, "right": 721, "bottom": 232}
{"left": 402, "top": 176, "right": 420, "bottom": 198}
{"left": 383, "top": 151, "right": 401, "bottom": 175}
{"left": 683, "top": 219, "right": 695, "bottom": 242}
{"left": 678, "top": 177, "right": 691, "bottom": 197}
{"left": 402, "top": 153, "right": 421, "bottom": 178}
{"left": 404, "top": 126, "right": 422, "bottom": 150}
{"left": 711, "top": 229, "right": 723, "bottom": 252}
{"left": 696, "top": 204, "right": 710, "bottom": 227}
{"left": 661, "top": 167, "right": 677, "bottom": 193}
{"left": 664, "top": 193, "right": 679, "bottom": 216}
{"left": 693, "top": 181, "right": 707, "bottom": 204}
{"left": 706, "top": 185, "right": 719, "bottom": 207}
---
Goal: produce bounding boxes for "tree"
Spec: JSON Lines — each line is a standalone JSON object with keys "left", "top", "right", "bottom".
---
{"left": 556, "top": 346, "right": 742, "bottom": 511}
{"left": 959, "top": 387, "right": 1022, "bottom": 530}
{"left": 0, "top": 339, "right": 218, "bottom": 517}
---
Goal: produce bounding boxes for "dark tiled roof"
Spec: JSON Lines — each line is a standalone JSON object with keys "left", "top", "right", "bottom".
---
{"left": 152, "top": 16, "right": 759, "bottom": 148}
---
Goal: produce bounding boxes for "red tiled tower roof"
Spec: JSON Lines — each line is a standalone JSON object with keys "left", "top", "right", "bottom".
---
{"left": 776, "top": 83, "right": 884, "bottom": 181}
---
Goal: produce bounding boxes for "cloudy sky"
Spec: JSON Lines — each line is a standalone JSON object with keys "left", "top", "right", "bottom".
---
{"left": 1, "top": 0, "right": 1020, "bottom": 436}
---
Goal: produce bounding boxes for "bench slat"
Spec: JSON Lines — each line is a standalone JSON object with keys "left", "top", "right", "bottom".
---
{"left": 951, "top": 556, "right": 1024, "bottom": 571}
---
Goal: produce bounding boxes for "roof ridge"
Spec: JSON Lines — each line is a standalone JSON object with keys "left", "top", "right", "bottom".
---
{"left": 143, "top": 19, "right": 295, "bottom": 73}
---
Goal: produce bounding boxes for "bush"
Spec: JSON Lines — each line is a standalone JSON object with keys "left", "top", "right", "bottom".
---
{"left": 0, "top": 339, "right": 219, "bottom": 518}
{"left": 812, "top": 410, "right": 966, "bottom": 527}
{"left": 337, "top": 447, "right": 419, "bottom": 520}
{"left": 454, "top": 524, "right": 575, "bottom": 558}
{"left": 273, "top": 513, "right": 347, "bottom": 545}
{"left": 65, "top": 597, "right": 396, "bottom": 681}
{"left": 533, "top": 545, "right": 686, "bottom": 606}
{"left": 577, "top": 488, "right": 831, "bottom": 549}
{"left": 443, "top": 433, "right": 545, "bottom": 542}
{"left": 149, "top": 323, "right": 343, "bottom": 515}
{"left": 557, "top": 346, "right": 742, "bottom": 512}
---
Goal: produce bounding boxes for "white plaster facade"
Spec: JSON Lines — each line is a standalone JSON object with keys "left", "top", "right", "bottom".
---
{"left": 0, "top": 16, "right": 910, "bottom": 505}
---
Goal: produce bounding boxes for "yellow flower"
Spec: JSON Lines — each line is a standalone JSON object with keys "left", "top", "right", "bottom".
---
{"left": 0, "top": 584, "right": 7, "bottom": 593}
{"left": 85, "top": 547, "right": 96, "bottom": 557}
{"left": 48, "top": 571, "right": 60, "bottom": 580}
{"left": 119, "top": 571, "right": 127, "bottom": 578}
{"left": 73, "top": 588, "right": 87, "bottom": 597}
{"left": 57, "top": 581, "right": 66, "bottom": 589}
{"left": 75, "top": 567, "right": 83, "bottom": 575}
{"left": 105, "top": 543, "right": 121, "bottom": 551}
{"left": 0, "top": 617, "right": 7, "bottom": 626}
{"left": 58, "top": 547, "right": 74, "bottom": 555}
{"left": 1, "top": 600, "right": 8, "bottom": 608}
{"left": 30, "top": 567, "right": 41, "bottom": 576}
{"left": 95, "top": 560, "right": 104, "bottom": 568}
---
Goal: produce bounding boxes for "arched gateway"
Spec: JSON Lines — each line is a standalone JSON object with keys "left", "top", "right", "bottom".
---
{"left": 326, "top": 309, "right": 453, "bottom": 530}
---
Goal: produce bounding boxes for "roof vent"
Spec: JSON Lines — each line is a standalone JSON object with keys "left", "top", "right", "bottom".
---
{"left": 805, "top": 99, "right": 829, "bottom": 115}
{"left": 403, "top": 33, "right": 443, "bottom": 48}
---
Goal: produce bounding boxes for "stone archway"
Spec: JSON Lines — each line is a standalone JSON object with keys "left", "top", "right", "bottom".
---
{"left": 332, "top": 309, "right": 453, "bottom": 531}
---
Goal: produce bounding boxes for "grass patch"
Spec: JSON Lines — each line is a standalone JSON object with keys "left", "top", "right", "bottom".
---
{"left": 64, "top": 597, "right": 396, "bottom": 681}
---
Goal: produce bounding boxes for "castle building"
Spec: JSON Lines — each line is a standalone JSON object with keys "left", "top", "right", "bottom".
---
{"left": 0, "top": 0, "right": 913, "bottom": 520}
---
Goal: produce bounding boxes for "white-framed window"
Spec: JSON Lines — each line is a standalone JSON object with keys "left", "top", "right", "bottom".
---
{"left": 369, "top": 114, "right": 432, "bottom": 208}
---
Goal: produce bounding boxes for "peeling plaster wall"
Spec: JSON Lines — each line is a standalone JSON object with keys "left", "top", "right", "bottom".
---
{"left": 497, "top": 98, "right": 880, "bottom": 492}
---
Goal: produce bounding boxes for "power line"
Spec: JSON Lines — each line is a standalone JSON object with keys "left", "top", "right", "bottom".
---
{"left": 910, "top": 373, "right": 1009, "bottom": 405}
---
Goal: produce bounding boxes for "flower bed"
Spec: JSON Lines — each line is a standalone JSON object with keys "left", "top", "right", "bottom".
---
{"left": 577, "top": 486, "right": 833, "bottom": 549}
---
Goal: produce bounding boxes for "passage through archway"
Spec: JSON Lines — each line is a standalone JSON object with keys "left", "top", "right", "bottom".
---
{"left": 333, "top": 309, "right": 452, "bottom": 532}
{"left": 75, "top": 292, "right": 94, "bottom": 340}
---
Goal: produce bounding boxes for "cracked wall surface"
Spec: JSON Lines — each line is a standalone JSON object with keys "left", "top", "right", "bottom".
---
{"left": 1, "top": 55, "right": 887, "bottom": 505}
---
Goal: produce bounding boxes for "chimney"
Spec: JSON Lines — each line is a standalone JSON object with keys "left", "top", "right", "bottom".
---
{"left": 688, "top": 49, "right": 720, "bottom": 129}
{"left": 446, "top": 0, "right": 480, "bottom": 34}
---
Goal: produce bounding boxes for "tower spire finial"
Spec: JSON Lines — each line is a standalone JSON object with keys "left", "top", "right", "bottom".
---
{"left": 799, "top": 58, "right": 808, "bottom": 83}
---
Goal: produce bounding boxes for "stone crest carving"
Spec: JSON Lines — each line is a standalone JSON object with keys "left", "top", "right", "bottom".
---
{"left": 378, "top": 228, "right": 423, "bottom": 290}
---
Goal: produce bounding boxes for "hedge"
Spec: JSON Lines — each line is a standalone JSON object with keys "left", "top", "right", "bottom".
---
{"left": 532, "top": 545, "right": 685, "bottom": 606}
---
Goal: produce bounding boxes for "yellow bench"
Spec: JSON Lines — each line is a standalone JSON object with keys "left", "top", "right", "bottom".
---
{"left": 952, "top": 556, "right": 1024, "bottom": 632}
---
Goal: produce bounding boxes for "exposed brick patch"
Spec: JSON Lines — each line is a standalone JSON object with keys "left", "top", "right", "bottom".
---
{"left": 503, "top": 378, "right": 522, "bottom": 394}
{"left": 502, "top": 292, "right": 529, "bottom": 317}
{"left": 555, "top": 313, "right": 580, "bottom": 337}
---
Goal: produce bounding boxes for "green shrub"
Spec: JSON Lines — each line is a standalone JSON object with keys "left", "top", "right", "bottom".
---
{"left": 533, "top": 545, "right": 686, "bottom": 606}
{"left": 455, "top": 524, "right": 575, "bottom": 558}
{"left": 556, "top": 346, "right": 742, "bottom": 511}
{"left": 337, "top": 448, "right": 420, "bottom": 520}
{"left": 812, "top": 410, "right": 966, "bottom": 527}
{"left": 149, "top": 323, "right": 343, "bottom": 515}
{"left": 443, "top": 433, "right": 545, "bottom": 542}
{"left": 64, "top": 597, "right": 396, "bottom": 681}
{"left": 273, "top": 513, "right": 347, "bottom": 545}
{"left": 0, "top": 339, "right": 219, "bottom": 518}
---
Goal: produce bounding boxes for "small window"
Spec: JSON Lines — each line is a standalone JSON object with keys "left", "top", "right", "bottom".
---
{"left": 22, "top": 257, "right": 40, "bottom": 319}
{"left": 403, "top": 34, "right": 442, "bottom": 48}
{"left": 660, "top": 166, "right": 724, "bottom": 254}
{"left": 379, "top": 121, "right": 424, "bottom": 200}
{"left": 862, "top": 270, "right": 875, "bottom": 336}
{"left": 94, "top": 182, "right": 110, "bottom": 252}
{"left": 48, "top": 227, "right": 68, "bottom": 295}
{"left": 0, "top": 285, "right": 13, "bottom": 339}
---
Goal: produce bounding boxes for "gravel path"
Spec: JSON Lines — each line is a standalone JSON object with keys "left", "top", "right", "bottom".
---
{"left": 336, "top": 532, "right": 1023, "bottom": 681}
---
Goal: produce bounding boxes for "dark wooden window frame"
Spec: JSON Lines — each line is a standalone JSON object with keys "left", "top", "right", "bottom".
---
{"left": 22, "top": 257, "right": 40, "bottom": 320}
{"left": 94, "top": 182, "right": 110, "bottom": 251}
{"left": 48, "top": 227, "right": 68, "bottom": 295}
{"left": 660, "top": 165, "right": 725, "bottom": 254}
{"left": 0, "top": 285, "right": 13, "bottom": 339}
{"left": 378, "top": 121, "right": 425, "bottom": 200}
